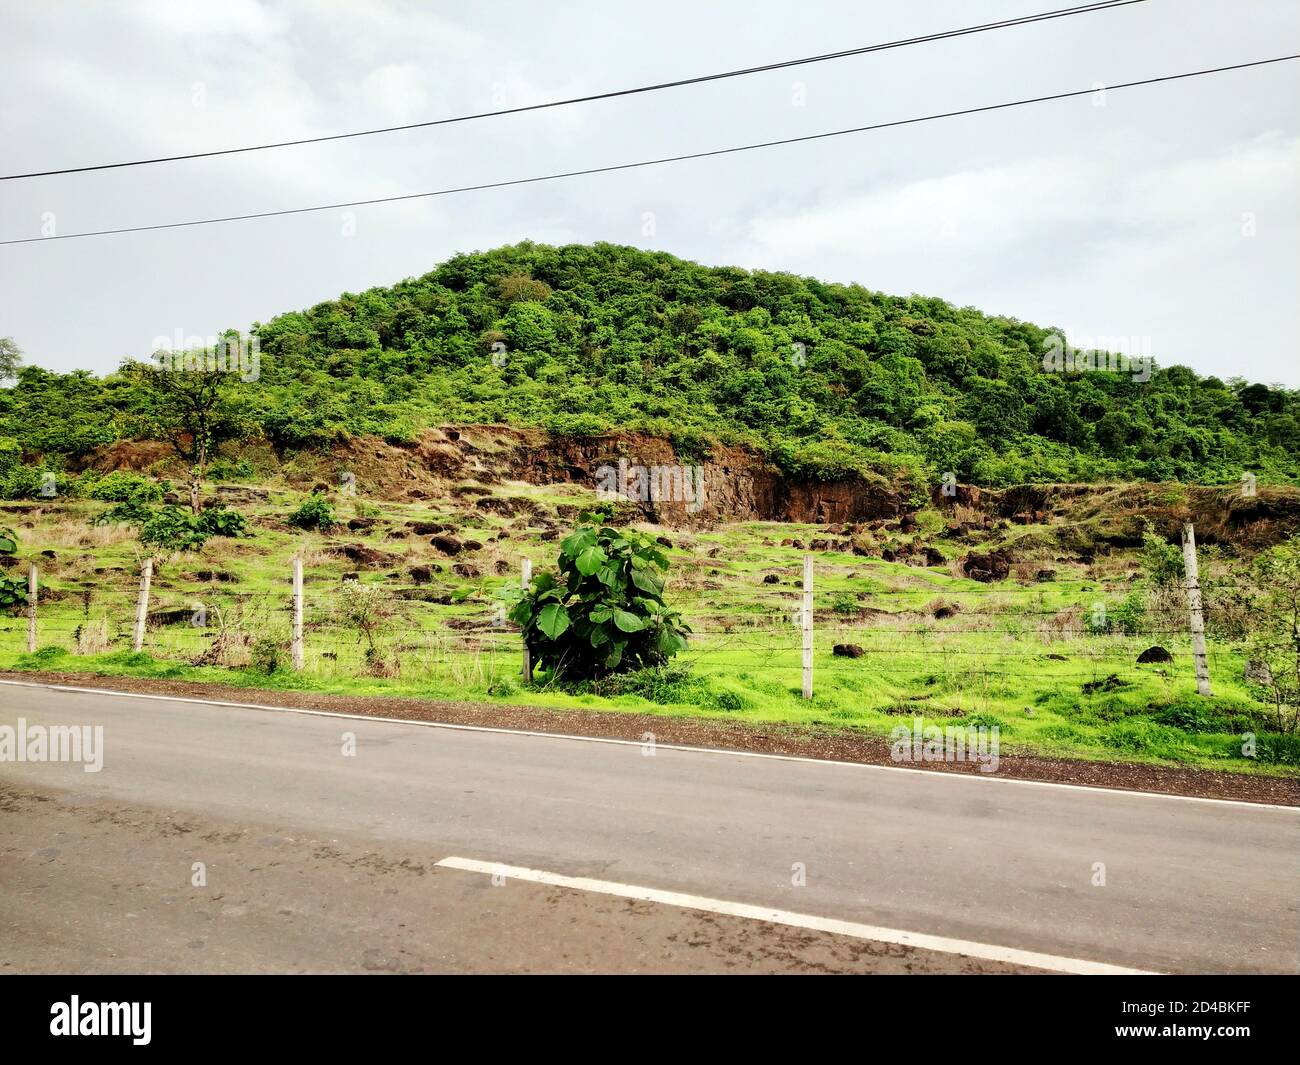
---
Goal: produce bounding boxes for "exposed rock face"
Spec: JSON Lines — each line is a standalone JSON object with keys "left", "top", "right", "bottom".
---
{"left": 76, "top": 425, "right": 1300, "bottom": 541}
{"left": 508, "top": 432, "right": 906, "bottom": 527}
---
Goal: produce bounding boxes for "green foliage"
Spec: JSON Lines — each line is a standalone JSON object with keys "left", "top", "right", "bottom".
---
{"left": 1, "top": 243, "right": 1296, "bottom": 488}
{"left": 0, "top": 464, "right": 54, "bottom": 500}
{"left": 206, "top": 457, "right": 256, "bottom": 482}
{"left": 1102, "top": 590, "right": 1144, "bottom": 631}
{"left": 138, "top": 506, "right": 208, "bottom": 551}
{"left": 508, "top": 523, "right": 691, "bottom": 679}
{"left": 288, "top": 492, "right": 336, "bottom": 530}
{"left": 95, "top": 497, "right": 155, "bottom": 527}
{"left": 196, "top": 505, "right": 249, "bottom": 538}
{"left": 1242, "top": 539, "right": 1300, "bottom": 733}
{"left": 0, "top": 525, "right": 26, "bottom": 610}
{"left": 831, "top": 591, "right": 859, "bottom": 615}
{"left": 1140, "top": 520, "right": 1185, "bottom": 588}
{"left": 89, "top": 470, "right": 163, "bottom": 503}
{"left": 249, "top": 635, "right": 285, "bottom": 675}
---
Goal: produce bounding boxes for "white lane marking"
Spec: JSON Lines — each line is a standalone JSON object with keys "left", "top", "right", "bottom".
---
{"left": 435, "top": 856, "right": 1157, "bottom": 975}
{"left": 0, "top": 677, "right": 1294, "bottom": 812}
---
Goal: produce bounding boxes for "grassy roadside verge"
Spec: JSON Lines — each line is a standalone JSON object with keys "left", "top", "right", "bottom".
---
{"left": 2, "top": 653, "right": 1296, "bottom": 808}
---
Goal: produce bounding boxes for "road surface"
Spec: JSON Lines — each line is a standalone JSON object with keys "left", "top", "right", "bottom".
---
{"left": 1, "top": 680, "right": 1296, "bottom": 973}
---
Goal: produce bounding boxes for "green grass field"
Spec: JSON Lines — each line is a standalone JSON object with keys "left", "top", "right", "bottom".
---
{"left": 1, "top": 482, "right": 1294, "bottom": 776}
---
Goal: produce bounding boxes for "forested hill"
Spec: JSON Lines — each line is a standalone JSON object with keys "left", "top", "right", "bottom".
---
{"left": 3, "top": 241, "right": 1298, "bottom": 488}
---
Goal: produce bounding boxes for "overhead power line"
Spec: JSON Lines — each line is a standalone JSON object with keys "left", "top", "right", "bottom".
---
{"left": 0, "top": 0, "right": 1147, "bottom": 181}
{"left": 2, "top": 54, "right": 1294, "bottom": 247}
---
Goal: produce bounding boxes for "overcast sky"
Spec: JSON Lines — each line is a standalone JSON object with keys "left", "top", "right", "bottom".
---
{"left": 1, "top": 0, "right": 1296, "bottom": 386}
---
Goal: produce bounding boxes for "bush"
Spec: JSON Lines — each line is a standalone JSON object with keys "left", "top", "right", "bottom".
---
{"left": 509, "top": 524, "right": 690, "bottom": 679}
{"left": 138, "top": 506, "right": 208, "bottom": 551}
{"left": 0, "top": 464, "right": 57, "bottom": 500}
{"left": 197, "top": 505, "right": 249, "bottom": 538}
{"left": 89, "top": 470, "right": 163, "bottom": 503}
{"left": 831, "top": 591, "right": 858, "bottom": 614}
{"left": 0, "top": 525, "right": 27, "bottom": 611}
{"left": 1251, "top": 732, "right": 1300, "bottom": 766}
{"left": 288, "top": 492, "right": 336, "bottom": 530}
{"left": 581, "top": 665, "right": 711, "bottom": 704}
{"left": 249, "top": 635, "right": 285, "bottom": 675}
{"left": 207, "top": 457, "right": 255, "bottom": 482}
{"left": 95, "top": 497, "right": 155, "bottom": 527}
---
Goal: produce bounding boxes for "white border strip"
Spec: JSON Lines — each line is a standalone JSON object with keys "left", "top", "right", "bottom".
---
{"left": 1, "top": 677, "right": 1295, "bottom": 812}
{"left": 435, "top": 856, "right": 1156, "bottom": 975}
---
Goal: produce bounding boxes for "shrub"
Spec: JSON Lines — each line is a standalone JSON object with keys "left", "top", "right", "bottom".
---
{"left": 1109, "top": 592, "right": 1147, "bottom": 636}
{"left": 581, "top": 665, "right": 711, "bottom": 704}
{"left": 1242, "top": 538, "right": 1300, "bottom": 734}
{"left": 831, "top": 591, "right": 858, "bottom": 614}
{"left": 196, "top": 505, "right": 249, "bottom": 538}
{"left": 1251, "top": 732, "right": 1300, "bottom": 766}
{"left": 249, "top": 635, "right": 285, "bottom": 675}
{"left": 509, "top": 523, "right": 690, "bottom": 679}
{"left": 138, "top": 506, "right": 208, "bottom": 551}
{"left": 89, "top": 470, "right": 163, "bottom": 503}
{"left": 0, "top": 525, "right": 27, "bottom": 611}
{"left": 288, "top": 492, "right": 336, "bottom": 530}
{"left": 0, "top": 464, "right": 56, "bottom": 500}
{"left": 207, "top": 457, "right": 255, "bottom": 482}
{"left": 95, "top": 498, "right": 155, "bottom": 527}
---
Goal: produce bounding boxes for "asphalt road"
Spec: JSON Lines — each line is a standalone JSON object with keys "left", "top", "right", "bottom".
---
{"left": 1, "top": 681, "right": 1296, "bottom": 974}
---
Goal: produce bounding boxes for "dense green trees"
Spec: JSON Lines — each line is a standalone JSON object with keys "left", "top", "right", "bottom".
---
{"left": 1, "top": 241, "right": 1296, "bottom": 488}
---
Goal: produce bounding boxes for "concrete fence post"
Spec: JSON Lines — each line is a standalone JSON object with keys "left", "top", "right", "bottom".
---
{"left": 26, "top": 562, "right": 37, "bottom": 653}
{"left": 802, "top": 553, "right": 813, "bottom": 700}
{"left": 292, "top": 555, "right": 305, "bottom": 671}
{"left": 133, "top": 558, "right": 152, "bottom": 652}
{"left": 1181, "top": 522, "right": 1212, "bottom": 697}
{"left": 521, "top": 558, "right": 533, "bottom": 682}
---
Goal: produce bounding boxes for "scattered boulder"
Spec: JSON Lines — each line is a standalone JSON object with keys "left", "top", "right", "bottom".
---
{"left": 347, "top": 517, "right": 377, "bottom": 531}
{"left": 409, "top": 521, "right": 447, "bottom": 535}
{"left": 656, "top": 536, "right": 674, "bottom": 549}
{"left": 431, "top": 534, "right": 462, "bottom": 555}
{"left": 960, "top": 550, "right": 1012, "bottom": 582}
{"left": 409, "top": 564, "right": 442, "bottom": 584}
{"left": 923, "top": 547, "right": 946, "bottom": 567}
{"left": 452, "top": 563, "right": 481, "bottom": 578}
{"left": 1035, "top": 569, "right": 1057, "bottom": 582}
{"left": 146, "top": 608, "right": 197, "bottom": 629}
{"left": 832, "top": 644, "right": 865, "bottom": 658}
{"left": 1244, "top": 659, "right": 1274, "bottom": 685}
{"left": 762, "top": 574, "right": 780, "bottom": 584}
{"left": 335, "top": 543, "right": 396, "bottom": 566}
{"left": 475, "top": 496, "right": 516, "bottom": 514}
{"left": 1136, "top": 646, "right": 1173, "bottom": 664}
{"left": 462, "top": 540, "right": 483, "bottom": 552}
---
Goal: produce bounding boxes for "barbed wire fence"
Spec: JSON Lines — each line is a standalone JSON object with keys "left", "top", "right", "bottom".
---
{"left": 1, "top": 522, "right": 1239, "bottom": 704}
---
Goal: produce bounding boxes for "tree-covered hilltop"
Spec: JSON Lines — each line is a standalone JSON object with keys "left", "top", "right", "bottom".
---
{"left": 2, "top": 241, "right": 1297, "bottom": 487}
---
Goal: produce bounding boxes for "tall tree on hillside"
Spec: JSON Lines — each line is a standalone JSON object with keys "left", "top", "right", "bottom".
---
{"left": 0, "top": 337, "right": 22, "bottom": 381}
{"left": 123, "top": 353, "right": 252, "bottom": 514}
